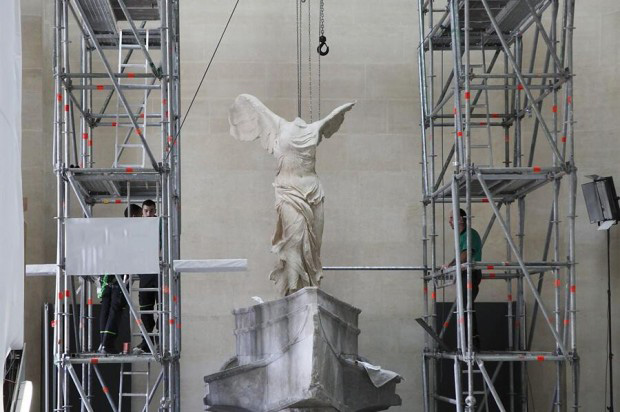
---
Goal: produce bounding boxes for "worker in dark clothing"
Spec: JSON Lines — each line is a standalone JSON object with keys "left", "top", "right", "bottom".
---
{"left": 97, "top": 204, "right": 141, "bottom": 354}
{"left": 124, "top": 203, "right": 142, "bottom": 218}
{"left": 98, "top": 274, "right": 127, "bottom": 354}
{"left": 442, "top": 208, "right": 483, "bottom": 350}
{"left": 134, "top": 199, "right": 159, "bottom": 354}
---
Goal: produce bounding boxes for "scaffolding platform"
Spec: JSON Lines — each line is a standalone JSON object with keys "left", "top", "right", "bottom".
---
{"left": 66, "top": 353, "right": 158, "bottom": 364}
{"left": 68, "top": 168, "right": 160, "bottom": 204}
{"left": 428, "top": 167, "right": 561, "bottom": 203}
{"left": 76, "top": 0, "right": 162, "bottom": 47}
{"left": 424, "top": 0, "right": 548, "bottom": 50}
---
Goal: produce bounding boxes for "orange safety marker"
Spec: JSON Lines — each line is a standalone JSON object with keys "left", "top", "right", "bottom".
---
{"left": 169, "top": 319, "right": 175, "bottom": 325}
{"left": 90, "top": 358, "right": 99, "bottom": 364}
{"left": 561, "top": 136, "right": 567, "bottom": 143}
{"left": 173, "top": 295, "right": 178, "bottom": 303}
{"left": 163, "top": 98, "right": 167, "bottom": 105}
{"left": 423, "top": 287, "right": 428, "bottom": 293}
{"left": 139, "top": 113, "right": 145, "bottom": 119}
{"left": 127, "top": 72, "right": 135, "bottom": 78}
{"left": 163, "top": 285, "right": 170, "bottom": 294}
{"left": 56, "top": 93, "right": 62, "bottom": 102}
{"left": 164, "top": 111, "right": 169, "bottom": 118}
{"left": 87, "top": 298, "right": 93, "bottom": 306}
{"left": 507, "top": 294, "right": 512, "bottom": 302}
{"left": 554, "top": 279, "right": 561, "bottom": 287}
{"left": 135, "top": 128, "right": 142, "bottom": 135}
{"left": 58, "top": 292, "right": 64, "bottom": 300}
{"left": 82, "top": 133, "right": 88, "bottom": 140}
{"left": 64, "top": 104, "right": 70, "bottom": 112}
{"left": 65, "top": 290, "right": 70, "bottom": 298}
{"left": 479, "top": 122, "right": 487, "bottom": 126}
{"left": 491, "top": 113, "right": 500, "bottom": 118}
{"left": 135, "top": 319, "right": 142, "bottom": 325}
{"left": 453, "top": 107, "right": 457, "bottom": 115}
{"left": 517, "top": 84, "right": 524, "bottom": 91}
{"left": 51, "top": 320, "right": 56, "bottom": 328}
{"left": 125, "top": 167, "right": 134, "bottom": 173}
{"left": 489, "top": 273, "right": 496, "bottom": 279}
{"left": 482, "top": 198, "right": 489, "bottom": 203}
{"left": 111, "top": 122, "right": 117, "bottom": 127}
{"left": 533, "top": 165, "right": 542, "bottom": 173}
{"left": 464, "top": 91, "right": 471, "bottom": 100}
{"left": 467, "top": 282, "right": 473, "bottom": 290}
{"left": 570, "top": 285, "right": 576, "bottom": 293}
{"left": 537, "top": 355, "right": 545, "bottom": 362}
{"left": 457, "top": 131, "right": 463, "bottom": 137}
{"left": 487, "top": 265, "right": 494, "bottom": 270}
{"left": 96, "top": 85, "right": 104, "bottom": 91}
{"left": 87, "top": 139, "right": 93, "bottom": 147}
{"left": 431, "top": 292, "right": 437, "bottom": 300}
{"left": 115, "top": 199, "right": 121, "bottom": 204}
{"left": 443, "top": 321, "right": 450, "bottom": 328}
{"left": 564, "top": 319, "right": 570, "bottom": 325}
{"left": 102, "top": 386, "right": 110, "bottom": 394}
{"left": 552, "top": 105, "right": 558, "bottom": 113}
{"left": 567, "top": 96, "right": 572, "bottom": 104}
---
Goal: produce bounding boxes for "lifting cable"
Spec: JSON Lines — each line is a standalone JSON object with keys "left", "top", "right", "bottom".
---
{"left": 164, "top": 0, "right": 240, "bottom": 162}
{"left": 296, "top": 0, "right": 328, "bottom": 121}
{"left": 296, "top": 0, "right": 302, "bottom": 118}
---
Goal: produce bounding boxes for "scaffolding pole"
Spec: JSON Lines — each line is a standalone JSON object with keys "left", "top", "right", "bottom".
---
{"left": 417, "top": 0, "right": 578, "bottom": 410}
{"left": 50, "top": 0, "right": 182, "bottom": 410}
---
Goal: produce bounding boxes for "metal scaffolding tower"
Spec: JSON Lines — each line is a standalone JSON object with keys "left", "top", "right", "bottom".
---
{"left": 416, "top": 0, "right": 578, "bottom": 411}
{"left": 50, "top": 0, "right": 181, "bottom": 410}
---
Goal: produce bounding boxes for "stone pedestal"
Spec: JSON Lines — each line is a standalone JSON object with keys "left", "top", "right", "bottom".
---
{"left": 204, "top": 287, "right": 401, "bottom": 412}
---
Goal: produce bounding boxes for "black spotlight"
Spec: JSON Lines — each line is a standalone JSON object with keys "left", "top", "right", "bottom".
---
{"left": 582, "top": 175, "right": 619, "bottom": 412}
{"left": 582, "top": 175, "right": 620, "bottom": 230}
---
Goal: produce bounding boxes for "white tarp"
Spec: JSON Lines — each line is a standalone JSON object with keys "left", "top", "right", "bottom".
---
{"left": 0, "top": 0, "right": 24, "bottom": 409}
{"left": 66, "top": 218, "right": 160, "bottom": 275}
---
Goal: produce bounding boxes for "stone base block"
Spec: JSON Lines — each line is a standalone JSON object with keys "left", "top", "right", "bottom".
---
{"left": 204, "top": 287, "right": 401, "bottom": 412}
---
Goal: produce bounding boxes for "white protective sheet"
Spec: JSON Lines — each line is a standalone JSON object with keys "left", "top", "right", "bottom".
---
{"left": 0, "top": 0, "right": 24, "bottom": 409}
{"left": 66, "top": 218, "right": 160, "bottom": 275}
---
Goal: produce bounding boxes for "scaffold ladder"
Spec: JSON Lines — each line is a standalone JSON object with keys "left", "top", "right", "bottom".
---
{"left": 463, "top": 51, "right": 494, "bottom": 167}
{"left": 118, "top": 362, "right": 151, "bottom": 412}
{"left": 114, "top": 30, "right": 150, "bottom": 169}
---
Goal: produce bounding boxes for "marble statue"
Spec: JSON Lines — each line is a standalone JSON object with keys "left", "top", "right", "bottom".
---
{"left": 229, "top": 94, "right": 355, "bottom": 296}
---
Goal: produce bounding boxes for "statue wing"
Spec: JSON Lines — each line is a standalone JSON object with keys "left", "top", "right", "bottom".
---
{"left": 229, "top": 94, "right": 284, "bottom": 154}
{"left": 318, "top": 102, "right": 355, "bottom": 145}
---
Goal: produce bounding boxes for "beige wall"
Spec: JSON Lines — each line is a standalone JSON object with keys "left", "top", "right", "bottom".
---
{"left": 21, "top": 0, "right": 56, "bottom": 410}
{"left": 19, "top": 0, "right": 620, "bottom": 410}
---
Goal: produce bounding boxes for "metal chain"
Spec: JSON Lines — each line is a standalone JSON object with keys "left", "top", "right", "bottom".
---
{"left": 319, "top": 0, "right": 325, "bottom": 37}
{"left": 308, "top": 0, "right": 313, "bottom": 122}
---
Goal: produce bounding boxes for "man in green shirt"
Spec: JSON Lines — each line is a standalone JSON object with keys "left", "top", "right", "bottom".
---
{"left": 442, "top": 208, "right": 483, "bottom": 349}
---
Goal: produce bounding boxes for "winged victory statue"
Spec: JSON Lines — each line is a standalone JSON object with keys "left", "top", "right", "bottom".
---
{"left": 228, "top": 94, "right": 355, "bottom": 296}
